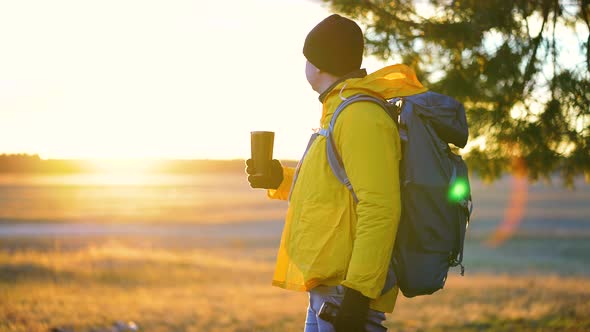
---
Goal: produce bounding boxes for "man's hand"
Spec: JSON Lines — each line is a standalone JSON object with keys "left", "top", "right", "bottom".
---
{"left": 245, "top": 159, "right": 284, "bottom": 190}
{"left": 333, "top": 286, "right": 370, "bottom": 332}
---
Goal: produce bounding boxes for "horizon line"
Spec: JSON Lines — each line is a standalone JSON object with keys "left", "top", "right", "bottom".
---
{"left": 0, "top": 153, "right": 299, "bottom": 162}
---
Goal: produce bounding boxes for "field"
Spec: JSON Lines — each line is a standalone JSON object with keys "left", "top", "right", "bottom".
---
{"left": 1, "top": 238, "right": 589, "bottom": 332}
{"left": 1, "top": 171, "right": 589, "bottom": 331}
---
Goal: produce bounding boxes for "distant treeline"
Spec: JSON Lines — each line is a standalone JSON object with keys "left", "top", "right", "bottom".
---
{"left": 0, "top": 154, "right": 297, "bottom": 174}
{"left": 0, "top": 154, "right": 84, "bottom": 173}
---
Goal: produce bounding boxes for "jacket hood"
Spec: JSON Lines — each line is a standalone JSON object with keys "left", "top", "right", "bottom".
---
{"left": 321, "top": 64, "right": 427, "bottom": 125}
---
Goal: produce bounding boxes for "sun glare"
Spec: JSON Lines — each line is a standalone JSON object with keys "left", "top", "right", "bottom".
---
{"left": 88, "top": 159, "right": 158, "bottom": 173}
{"left": 84, "top": 159, "right": 161, "bottom": 185}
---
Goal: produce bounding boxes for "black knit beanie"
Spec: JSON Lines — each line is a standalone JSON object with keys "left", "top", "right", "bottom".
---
{"left": 303, "top": 14, "right": 364, "bottom": 77}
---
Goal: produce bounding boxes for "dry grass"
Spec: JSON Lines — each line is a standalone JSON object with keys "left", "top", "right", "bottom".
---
{"left": 388, "top": 274, "right": 590, "bottom": 331}
{"left": 1, "top": 240, "right": 589, "bottom": 331}
{"left": 0, "top": 241, "right": 306, "bottom": 332}
{"left": 1, "top": 172, "right": 589, "bottom": 331}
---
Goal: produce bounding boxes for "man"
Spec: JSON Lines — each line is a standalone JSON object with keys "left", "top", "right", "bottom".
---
{"left": 246, "top": 14, "right": 426, "bottom": 331}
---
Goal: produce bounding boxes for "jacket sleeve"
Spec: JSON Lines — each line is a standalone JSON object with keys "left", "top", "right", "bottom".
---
{"left": 334, "top": 102, "right": 402, "bottom": 299}
{"left": 267, "top": 166, "right": 295, "bottom": 201}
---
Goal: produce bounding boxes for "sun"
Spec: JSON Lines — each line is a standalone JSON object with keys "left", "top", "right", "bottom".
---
{"left": 89, "top": 159, "right": 159, "bottom": 173}
{"left": 79, "top": 159, "right": 164, "bottom": 185}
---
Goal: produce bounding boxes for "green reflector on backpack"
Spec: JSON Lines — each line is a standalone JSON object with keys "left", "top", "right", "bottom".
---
{"left": 448, "top": 178, "right": 469, "bottom": 202}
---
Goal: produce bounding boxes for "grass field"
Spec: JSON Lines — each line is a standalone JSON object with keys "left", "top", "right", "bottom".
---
{"left": 1, "top": 172, "right": 589, "bottom": 331}
{"left": 1, "top": 238, "right": 589, "bottom": 332}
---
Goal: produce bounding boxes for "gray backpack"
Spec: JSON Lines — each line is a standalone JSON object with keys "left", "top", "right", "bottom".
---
{"left": 321, "top": 91, "right": 473, "bottom": 298}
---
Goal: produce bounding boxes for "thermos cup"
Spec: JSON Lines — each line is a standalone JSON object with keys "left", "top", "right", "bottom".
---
{"left": 250, "top": 131, "right": 275, "bottom": 176}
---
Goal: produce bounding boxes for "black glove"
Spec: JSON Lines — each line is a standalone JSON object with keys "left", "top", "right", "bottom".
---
{"left": 333, "top": 287, "right": 370, "bottom": 332}
{"left": 245, "top": 159, "right": 284, "bottom": 190}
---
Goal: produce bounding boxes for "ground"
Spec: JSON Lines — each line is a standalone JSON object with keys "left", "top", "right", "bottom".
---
{"left": 1, "top": 237, "right": 588, "bottom": 332}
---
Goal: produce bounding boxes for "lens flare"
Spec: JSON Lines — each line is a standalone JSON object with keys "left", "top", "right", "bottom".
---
{"left": 486, "top": 157, "right": 528, "bottom": 248}
{"left": 448, "top": 178, "right": 470, "bottom": 202}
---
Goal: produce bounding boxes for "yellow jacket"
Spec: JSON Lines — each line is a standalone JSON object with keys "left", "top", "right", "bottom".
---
{"left": 268, "top": 64, "right": 426, "bottom": 313}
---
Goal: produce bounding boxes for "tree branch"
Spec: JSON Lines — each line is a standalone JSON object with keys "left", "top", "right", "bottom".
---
{"left": 551, "top": 0, "right": 559, "bottom": 99}
{"left": 359, "top": 0, "right": 418, "bottom": 27}
{"left": 522, "top": 0, "right": 551, "bottom": 96}
{"left": 580, "top": 0, "right": 590, "bottom": 72}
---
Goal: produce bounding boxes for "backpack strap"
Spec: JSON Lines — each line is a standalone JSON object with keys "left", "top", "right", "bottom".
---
{"left": 322, "top": 94, "right": 399, "bottom": 295}
{"left": 450, "top": 192, "right": 473, "bottom": 276}
{"left": 319, "top": 94, "right": 394, "bottom": 203}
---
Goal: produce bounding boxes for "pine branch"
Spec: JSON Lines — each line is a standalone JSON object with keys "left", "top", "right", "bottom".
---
{"left": 580, "top": 0, "right": 590, "bottom": 72}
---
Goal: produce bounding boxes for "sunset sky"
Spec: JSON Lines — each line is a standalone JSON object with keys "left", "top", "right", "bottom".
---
{"left": 0, "top": 0, "right": 389, "bottom": 160}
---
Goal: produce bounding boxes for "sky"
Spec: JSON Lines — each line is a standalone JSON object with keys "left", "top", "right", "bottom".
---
{"left": 0, "top": 0, "right": 387, "bottom": 160}
{"left": 2, "top": 1, "right": 584, "bottom": 161}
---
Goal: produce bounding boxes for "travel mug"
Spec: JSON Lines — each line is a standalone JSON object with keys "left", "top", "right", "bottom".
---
{"left": 250, "top": 131, "right": 275, "bottom": 176}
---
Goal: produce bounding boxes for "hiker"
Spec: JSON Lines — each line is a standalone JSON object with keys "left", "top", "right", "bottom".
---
{"left": 246, "top": 14, "right": 426, "bottom": 332}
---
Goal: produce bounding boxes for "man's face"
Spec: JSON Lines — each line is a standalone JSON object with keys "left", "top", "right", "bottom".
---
{"left": 305, "top": 60, "right": 320, "bottom": 92}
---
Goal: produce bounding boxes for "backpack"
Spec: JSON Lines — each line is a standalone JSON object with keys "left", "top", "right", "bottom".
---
{"left": 320, "top": 91, "right": 473, "bottom": 298}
